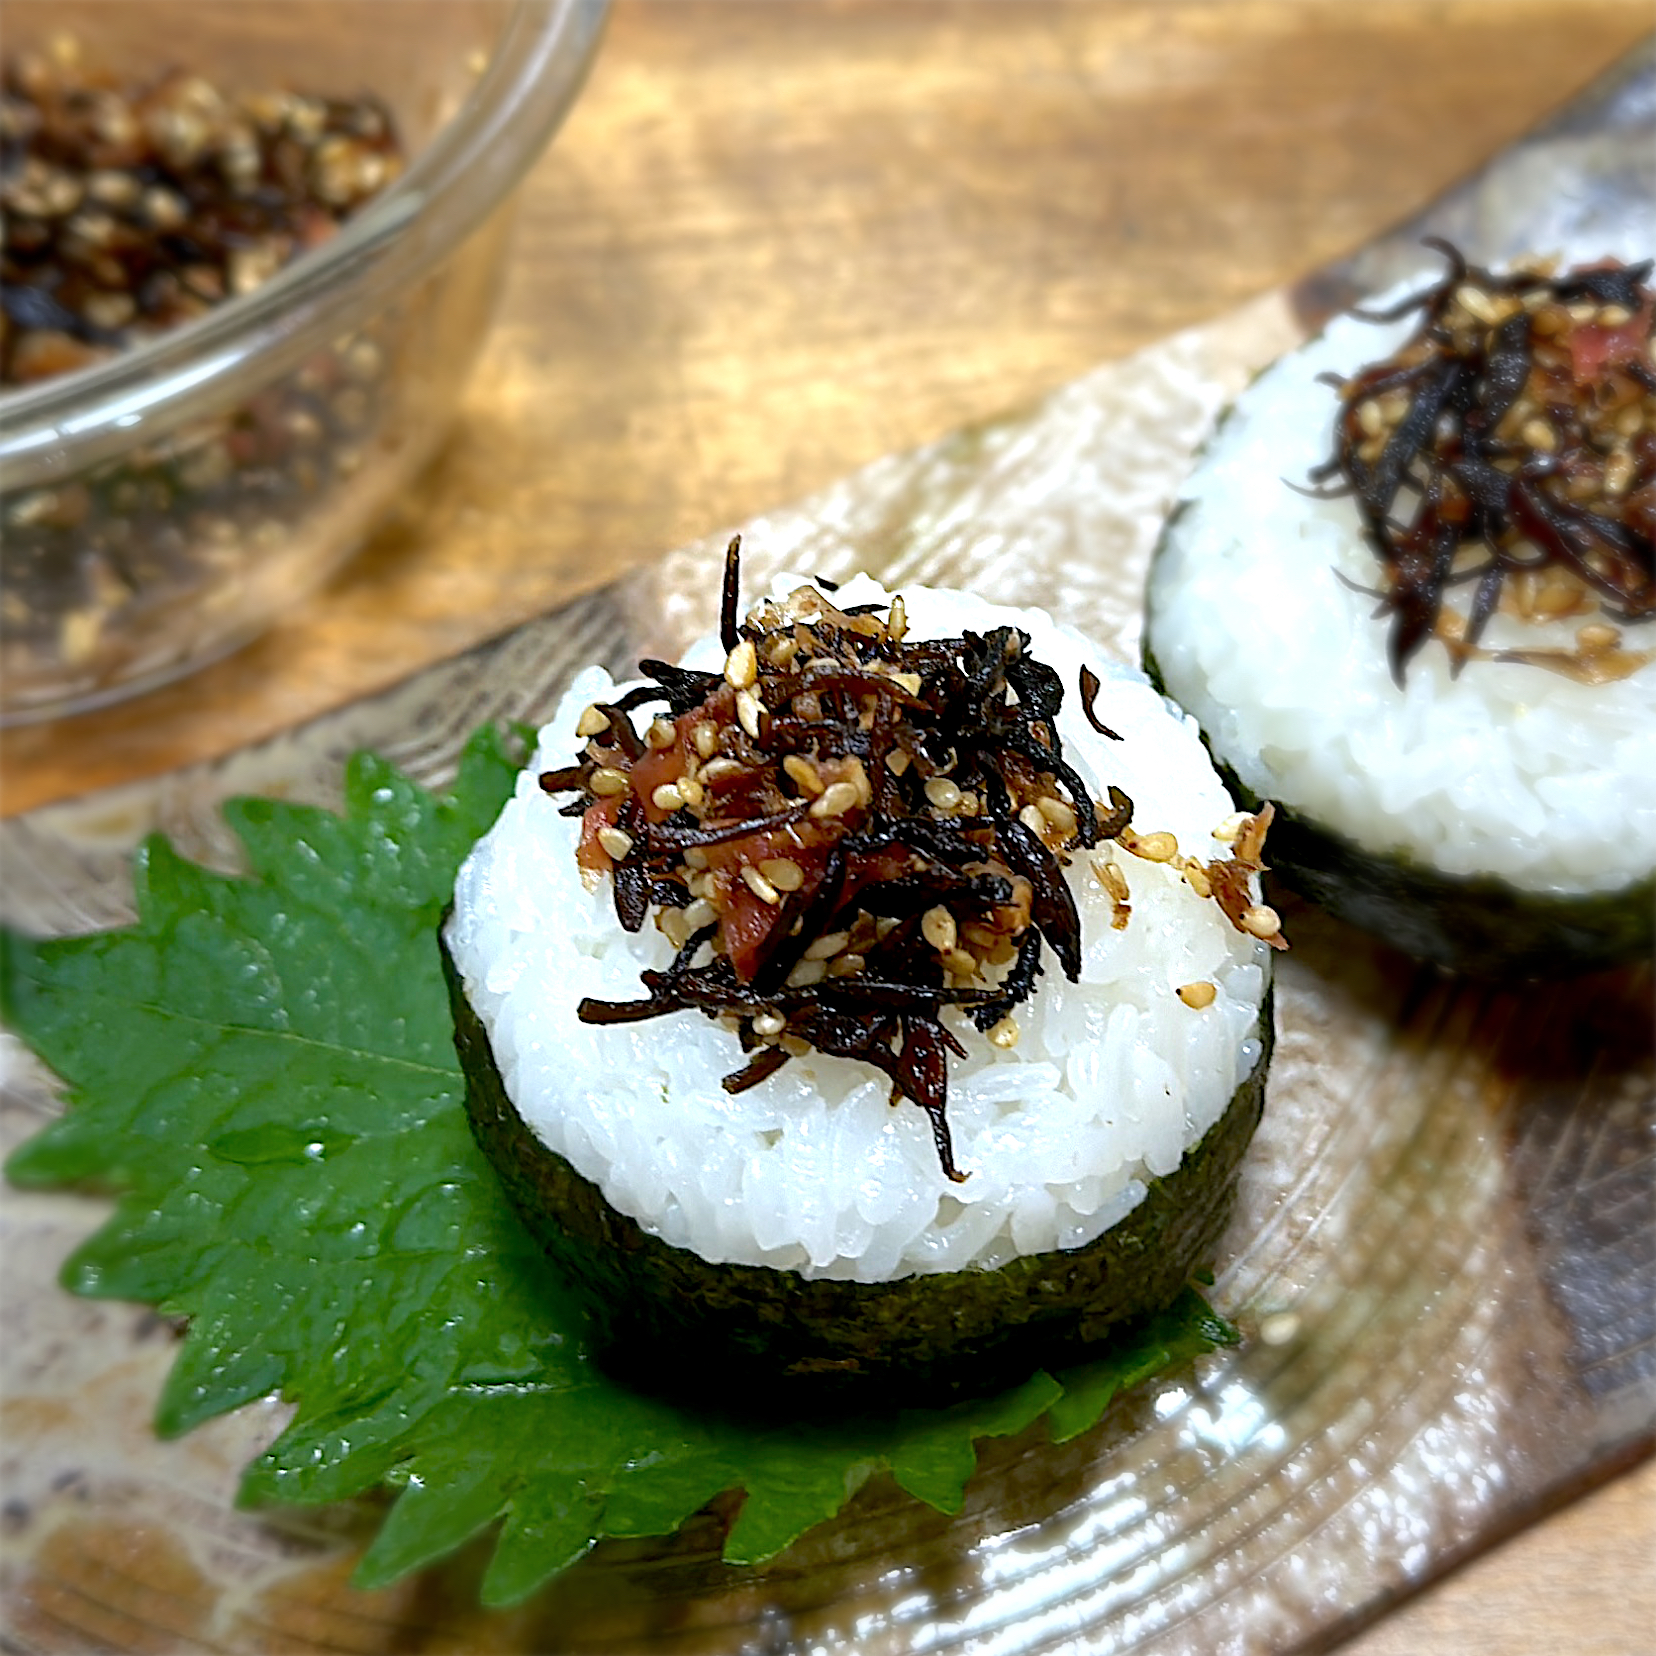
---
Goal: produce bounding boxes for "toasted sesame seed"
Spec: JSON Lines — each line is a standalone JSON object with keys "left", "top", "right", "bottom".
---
{"left": 804, "top": 930, "right": 851, "bottom": 961}
{"left": 576, "top": 703, "right": 609, "bottom": 738}
{"left": 651, "top": 781, "right": 685, "bottom": 812}
{"left": 780, "top": 1034, "right": 812, "bottom": 1056}
{"left": 783, "top": 754, "right": 824, "bottom": 794}
{"left": 741, "top": 865, "right": 782, "bottom": 905}
{"left": 921, "top": 905, "right": 958, "bottom": 953}
{"left": 1455, "top": 284, "right": 1500, "bottom": 325}
{"left": 589, "top": 767, "right": 629, "bottom": 797}
{"left": 890, "top": 670, "right": 923, "bottom": 695}
{"left": 1520, "top": 418, "right": 1557, "bottom": 453}
{"left": 1092, "top": 856, "right": 1129, "bottom": 901}
{"left": 1131, "top": 830, "right": 1178, "bottom": 863}
{"left": 1577, "top": 623, "right": 1620, "bottom": 652}
{"left": 988, "top": 1016, "right": 1020, "bottom": 1049}
{"left": 677, "top": 777, "right": 706, "bottom": 807}
{"left": 659, "top": 908, "right": 692, "bottom": 948}
{"left": 684, "top": 898, "right": 717, "bottom": 929}
{"left": 786, "top": 958, "right": 826, "bottom": 988}
{"left": 1356, "top": 399, "right": 1384, "bottom": 437}
{"left": 760, "top": 857, "right": 804, "bottom": 892}
{"left": 1615, "top": 403, "right": 1645, "bottom": 438}
{"left": 1017, "top": 803, "right": 1047, "bottom": 835}
{"left": 1567, "top": 302, "right": 1596, "bottom": 324}
{"left": 1212, "top": 811, "right": 1250, "bottom": 843}
{"left": 1604, "top": 449, "right": 1635, "bottom": 495}
{"left": 885, "top": 749, "right": 912, "bottom": 775}
{"left": 752, "top": 1010, "right": 786, "bottom": 1037}
{"left": 736, "top": 688, "right": 765, "bottom": 739}
{"left": 1177, "top": 981, "right": 1217, "bottom": 1009}
{"left": 692, "top": 721, "right": 720, "bottom": 759}
{"left": 724, "top": 638, "right": 758, "bottom": 689}
{"left": 887, "top": 593, "right": 908, "bottom": 642}
{"left": 646, "top": 717, "right": 676, "bottom": 750}
{"left": 943, "top": 948, "right": 978, "bottom": 978}
{"left": 827, "top": 952, "right": 865, "bottom": 977}
{"left": 810, "top": 781, "right": 861, "bottom": 818}
{"left": 1183, "top": 863, "right": 1213, "bottom": 898}
{"left": 1597, "top": 303, "right": 1633, "bottom": 328}
{"left": 699, "top": 757, "right": 744, "bottom": 781}
{"left": 596, "top": 826, "right": 634, "bottom": 860}
{"left": 924, "top": 777, "right": 963, "bottom": 811}
{"left": 684, "top": 847, "right": 710, "bottom": 870}
{"left": 1037, "top": 795, "right": 1077, "bottom": 834}
{"left": 1240, "top": 904, "right": 1282, "bottom": 939}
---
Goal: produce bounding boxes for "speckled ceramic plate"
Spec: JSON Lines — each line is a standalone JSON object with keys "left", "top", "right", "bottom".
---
{"left": 2, "top": 43, "right": 1652, "bottom": 1656}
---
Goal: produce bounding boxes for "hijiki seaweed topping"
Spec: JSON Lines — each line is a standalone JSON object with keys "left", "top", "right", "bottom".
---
{"left": 0, "top": 37, "right": 405, "bottom": 695}
{"left": 540, "top": 542, "right": 1283, "bottom": 1180}
{"left": 1309, "top": 240, "right": 1655, "bottom": 684}
{"left": 2, "top": 39, "right": 402, "bottom": 384}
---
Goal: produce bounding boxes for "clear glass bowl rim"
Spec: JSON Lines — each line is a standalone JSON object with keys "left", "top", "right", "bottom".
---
{"left": 0, "top": 0, "right": 609, "bottom": 490}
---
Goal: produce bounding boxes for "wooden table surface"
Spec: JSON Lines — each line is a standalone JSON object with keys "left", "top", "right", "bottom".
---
{"left": 2, "top": 1, "right": 1651, "bottom": 1648}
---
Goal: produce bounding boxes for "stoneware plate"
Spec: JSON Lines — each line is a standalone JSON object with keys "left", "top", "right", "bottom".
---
{"left": 2, "top": 42, "right": 1651, "bottom": 1656}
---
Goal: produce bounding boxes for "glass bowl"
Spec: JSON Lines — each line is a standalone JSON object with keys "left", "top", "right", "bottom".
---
{"left": 0, "top": 0, "right": 608, "bottom": 725}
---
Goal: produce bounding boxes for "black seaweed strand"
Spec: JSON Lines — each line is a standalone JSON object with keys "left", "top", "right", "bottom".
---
{"left": 1321, "top": 243, "right": 1655, "bottom": 683}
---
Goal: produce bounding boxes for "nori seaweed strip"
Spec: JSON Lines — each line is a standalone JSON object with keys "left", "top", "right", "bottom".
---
{"left": 597, "top": 704, "right": 644, "bottom": 761}
{"left": 845, "top": 815, "right": 996, "bottom": 865}
{"left": 1475, "top": 313, "right": 1532, "bottom": 430}
{"left": 971, "top": 929, "right": 1045, "bottom": 1032}
{"left": 1001, "top": 730, "right": 1100, "bottom": 846}
{"left": 998, "top": 818, "right": 1083, "bottom": 980}
{"left": 644, "top": 801, "right": 812, "bottom": 852}
{"left": 750, "top": 844, "right": 848, "bottom": 995}
{"left": 818, "top": 978, "right": 1001, "bottom": 1012}
{"left": 722, "top": 1046, "right": 792, "bottom": 1093}
{"left": 1004, "top": 651, "right": 1063, "bottom": 721}
{"left": 1098, "top": 784, "right": 1134, "bottom": 841}
{"left": 1553, "top": 260, "right": 1652, "bottom": 305}
{"left": 853, "top": 871, "right": 1014, "bottom": 920}
{"left": 719, "top": 535, "right": 743, "bottom": 654}
{"left": 539, "top": 764, "right": 585, "bottom": 795}
{"left": 892, "top": 1019, "right": 966, "bottom": 1183}
{"left": 576, "top": 922, "right": 719, "bottom": 1024}
{"left": 1077, "top": 667, "right": 1122, "bottom": 740}
{"left": 610, "top": 795, "right": 649, "bottom": 933}
{"left": 635, "top": 660, "right": 724, "bottom": 714}
{"left": 608, "top": 683, "right": 674, "bottom": 714}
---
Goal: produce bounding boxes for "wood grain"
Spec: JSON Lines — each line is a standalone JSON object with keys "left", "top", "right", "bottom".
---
{"left": 1, "top": 4, "right": 1652, "bottom": 1649}
{"left": 1339, "top": 1453, "right": 1656, "bottom": 1656}
{"left": 3, "top": 0, "right": 1651, "bottom": 815}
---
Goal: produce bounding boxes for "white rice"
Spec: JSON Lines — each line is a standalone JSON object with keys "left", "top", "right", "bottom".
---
{"left": 447, "top": 576, "right": 1271, "bottom": 1283}
{"left": 1146, "top": 293, "right": 1656, "bottom": 895}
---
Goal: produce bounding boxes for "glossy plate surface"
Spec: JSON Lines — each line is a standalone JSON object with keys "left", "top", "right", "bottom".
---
{"left": 2, "top": 44, "right": 1652, "bottom": 1656}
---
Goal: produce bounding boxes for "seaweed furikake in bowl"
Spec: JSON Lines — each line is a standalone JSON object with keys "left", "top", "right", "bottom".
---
{"left": 1146, "top": 242, "right": 1655, "bottom": 978}
{"left": 444, "top": 544, "right": 1285, "bottom": 1402}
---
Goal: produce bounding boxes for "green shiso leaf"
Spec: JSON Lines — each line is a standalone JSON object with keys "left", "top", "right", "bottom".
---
{"left": 1, "top": 726, "right": 1234, "bottom": 1608}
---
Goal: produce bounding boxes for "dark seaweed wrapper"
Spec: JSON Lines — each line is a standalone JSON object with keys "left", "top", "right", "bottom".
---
{"left": 443, "top": 931, "right": 1271, "bottom": 1406}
